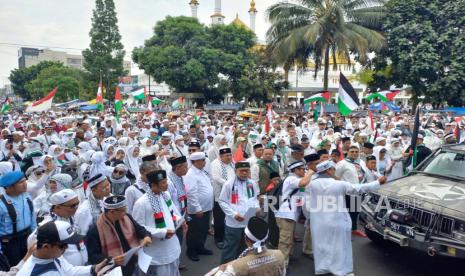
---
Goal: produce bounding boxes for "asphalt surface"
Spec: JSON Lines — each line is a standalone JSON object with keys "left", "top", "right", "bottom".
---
{"left": 180, "top": 224, "right": 463, "bottom": 276}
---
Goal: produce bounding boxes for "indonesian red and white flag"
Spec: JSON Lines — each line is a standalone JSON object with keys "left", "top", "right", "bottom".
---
{"left": 265, "top": 103, "right": 273, "bottom": 133}
{"left": 26, "top": 87, "right": 57, "bottom": 113}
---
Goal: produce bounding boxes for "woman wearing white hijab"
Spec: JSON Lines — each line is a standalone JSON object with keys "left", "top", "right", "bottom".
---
{"left": 387, "top": 139, "right": 404, "bottom": 181}
{"left": 124, "top": 144, "right": 141, "bottom": 181}
{"left": 77, "top": 141, "right": 92, "bottom": 155}
{"left": 48, "top": 144, "right": 64, "bottom": 168}
{"left": 208, "top": 134, "right": 226, "bottom": 162}
{"left": 140, "top": 137, "right": 156, "bottom": 157}
{"left": 33, "top": 173, "right": 73, "bottom": 221}
{"left": 102, "top": 143, "right": 115, "bottom": 165}
{"left": 88, "top": 151, "right": 112, "bottom": 178}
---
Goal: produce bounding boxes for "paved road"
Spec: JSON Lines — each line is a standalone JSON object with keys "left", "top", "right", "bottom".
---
{"left": 180, "top": 224, "right": 463, "bottom": 276}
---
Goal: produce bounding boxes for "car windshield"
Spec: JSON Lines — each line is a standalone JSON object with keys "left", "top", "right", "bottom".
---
{"left": 422, "top": 151, "right": 465, "bottom": 179}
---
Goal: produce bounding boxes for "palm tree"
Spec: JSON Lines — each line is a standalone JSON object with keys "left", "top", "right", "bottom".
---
{"left": 266, "top": 0, "right": 386, "bottom": 90}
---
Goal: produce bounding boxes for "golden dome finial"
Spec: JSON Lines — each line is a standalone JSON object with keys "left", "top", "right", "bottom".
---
{"left": 249, "top": 0, "right": 257, "bottom": 13}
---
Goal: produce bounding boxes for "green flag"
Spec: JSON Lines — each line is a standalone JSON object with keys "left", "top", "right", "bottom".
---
{"left": 114, "top": 87, "right": 122, "bottom": 123}
{"left": 1, "top": 97, "right": 10, "bottom": 115}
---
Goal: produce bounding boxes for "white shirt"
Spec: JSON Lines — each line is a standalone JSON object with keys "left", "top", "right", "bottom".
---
{"left": 275, "top": 174, "right": 302, "bottom": 221}
{"left": 132, "top": 193, "right": 182, "bottom": 265}
{"left": 17, "top": 255, "right": 91, "bottom": 276}
{"left": 218, "top": 177, "right": 260, "bottom": 228}
{"left": 74, "top": 199, "right": 103, "bottom": 236}
{"left": 184, "top": 166, "right": 214, "bottom": 214}
{"left": 124, "top": 180, "right": 148, "bottom": 215}
{"left": 335, "top": 159, "right": 366, "bottom": 184}
{"left": 211, "top": 159, "right": 235, "bottom": 201}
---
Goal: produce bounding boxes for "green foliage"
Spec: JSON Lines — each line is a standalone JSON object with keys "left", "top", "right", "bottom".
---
{"left": 133, "top": 16, "right": 262, "bottom": 103}
{"left": 222, "top": 49, "right": 288, "bottom": 104}
{"left": 377, "top": 0, "right": 465, "bottom": 106}
{"left": 9, "top": 61, "right": 62, "bottom": 100}
{"left": 82, "top": 0, "right": 126, "bottom": 100}
{"left": 25, "top": 65, "right": 88, "bottom": 102}
{"left": 266, "top": 0, "right": 386, "bottom": 90}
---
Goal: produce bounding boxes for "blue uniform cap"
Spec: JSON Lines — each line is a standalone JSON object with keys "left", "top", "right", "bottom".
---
{"left": 0, "top": 171, "right": 25, "bottom": 187}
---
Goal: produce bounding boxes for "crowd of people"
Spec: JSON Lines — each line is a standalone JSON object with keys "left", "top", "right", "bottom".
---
{"left": 0, "top": 108, "right": 462, "bottom": 276}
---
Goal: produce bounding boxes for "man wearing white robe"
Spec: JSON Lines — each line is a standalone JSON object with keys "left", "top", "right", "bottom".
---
{"left": 306, "top": 161, "right": 387, "bottom": 276}
{"left": 133, "top": 169, "right": 186, "bottom": 276}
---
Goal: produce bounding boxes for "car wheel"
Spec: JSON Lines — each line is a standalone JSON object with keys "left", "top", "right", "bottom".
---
{"left": 365, "top": 227, "right": 386, "bottom": 245}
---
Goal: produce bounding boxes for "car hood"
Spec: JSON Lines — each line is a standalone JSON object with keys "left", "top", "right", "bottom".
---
{"left": 377, "top": 174, "right": 465, "bottom": 218}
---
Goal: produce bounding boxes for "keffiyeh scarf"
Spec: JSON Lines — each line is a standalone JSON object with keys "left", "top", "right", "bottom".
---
{"left": 147, "top": 191, "right": 177, "bottom": 229}
{"left": 88, "top": 192, "right": 103, "bottom": 223}
{"left": 168, "top": 171, "right": 187, "bottom": 214}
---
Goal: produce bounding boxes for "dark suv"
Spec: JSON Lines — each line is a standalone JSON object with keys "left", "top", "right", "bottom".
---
{"left": 359, "top": 144, "right": 465, "bottom": 258}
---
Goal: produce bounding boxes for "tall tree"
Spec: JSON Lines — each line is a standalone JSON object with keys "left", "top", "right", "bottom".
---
{"left": 9, "top": 61, "right": 62, "bottom": 100}
{"left": 82, "top": 0, "right": 126, "bottom": 100}
{"left": 25, "top": 65, "right": 87, "bottom": 102}
{"left": 133, "top": 16, "right": 256, "bottom": 103}
{"left": 266, "top": 0, "right": 386, "bottom": 90}
{"left": 380, "top": 0, "right": 465, "bottom": 107}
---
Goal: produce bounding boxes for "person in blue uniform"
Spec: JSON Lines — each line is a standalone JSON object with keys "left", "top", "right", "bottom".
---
{"left": 0, "top": 171, "right": 36, "bottom": 267}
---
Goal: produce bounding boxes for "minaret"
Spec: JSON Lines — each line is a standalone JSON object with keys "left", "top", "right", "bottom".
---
{"left": 189, "top": 0, "right": 199, "bottom": 18}
{"left": 211, "top": 0, "right": 225, "bottom": 25}
{"left": 249, "top": 0, "right": 257, "bottom": 33}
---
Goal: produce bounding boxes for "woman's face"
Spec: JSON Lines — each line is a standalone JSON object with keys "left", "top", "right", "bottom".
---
{"left": 44, "top": 157, "right": 54, "bottom": 171}
{"left": 49, "top": 180, "right": 58, "bottom": 193}
{"left": 146, "top": 140, "right": 153, "bottom": 147}
{"left": 54, "top": 148, "right": 62, "bottom": 156}
{"left": 132, "top": 147, "right": 140, "bottom": 157}
{"left": 107, "top": 146, "right": 114, "bottom": 157}
{"left": 116, "top": 150, "right": 125, "bottom": 160}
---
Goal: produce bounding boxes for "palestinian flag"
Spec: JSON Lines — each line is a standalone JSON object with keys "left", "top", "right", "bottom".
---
{"left": 131, "top": 88, "right": 146, "bottom": 100}
{"left": 193, "top": 111, "right": 202, "bottom": 125}
{"left": 114, "top": 86, "right": 122, "bottom": 123}
{"left": 304, "top": 91, "right": 330, "bottom": 104}
{"left": 171, "top": 97, "right": 184, "bottom": 109}
{"left": 1, "top": 97, "right": 11, "bottom": 115}
{"left": 151, "top": 97, "right": 163, "bottom": 105}
{"left": 337, "top": 73, "right": 360, "bottom": 116}
{"left": 365, "top": 90, "right": 401, "bottom": 102}
{"left": 96, "top": 82, "right": 104, "bottom": 112}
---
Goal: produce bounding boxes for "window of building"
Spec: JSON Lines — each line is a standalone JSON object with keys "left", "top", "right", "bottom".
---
{"left": 67, "top": 58, "right": 82, "bottom": 65}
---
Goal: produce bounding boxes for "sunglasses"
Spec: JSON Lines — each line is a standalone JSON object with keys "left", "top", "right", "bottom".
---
{"left": 114, "top": 170, "right": 125, "bottom": 175}
{"left": 61, "top": 202, "right": 79, "bottom": 209}
{"left": 188, "top": 149, "right": 197, "bottom": 153}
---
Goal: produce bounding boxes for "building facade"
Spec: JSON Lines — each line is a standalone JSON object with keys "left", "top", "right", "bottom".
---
{"left": 18, "top": 47, "right": 132, "bottom": 73}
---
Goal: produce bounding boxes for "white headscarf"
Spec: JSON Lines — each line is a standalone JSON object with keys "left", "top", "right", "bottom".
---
{"left": 140, "top": 138, "right": 155, "bottom": 157}
{"left": 124, "top": 145, "right": 141, "bottom": 179}
{"left": 0, "top": 162, "right": 13, "bottom": 176}
{"left": 89, "top": 151, "right": 112, "bottom": 178}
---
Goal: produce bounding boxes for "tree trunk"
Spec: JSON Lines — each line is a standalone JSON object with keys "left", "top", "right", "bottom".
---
{"left": 283, "top": 67, "right": 289, "bottom": 106}
{"left": 323, "top": 46, "right": 330, "bottom": 91}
